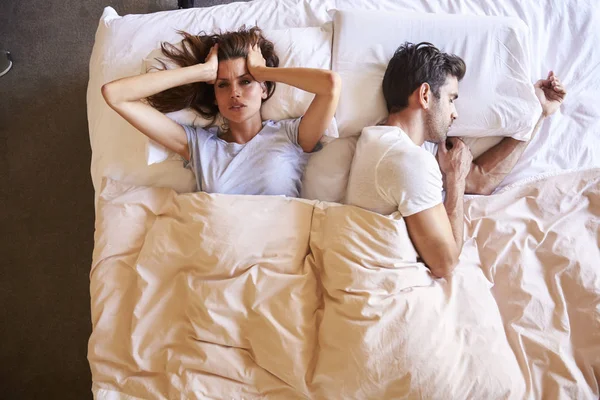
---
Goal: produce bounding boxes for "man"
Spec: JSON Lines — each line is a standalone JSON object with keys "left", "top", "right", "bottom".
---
{"left": 346, "top": 42, "right": 566, "bottom": 278}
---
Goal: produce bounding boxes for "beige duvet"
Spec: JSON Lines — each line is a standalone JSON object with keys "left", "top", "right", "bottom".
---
{"left": 89, "top": 169, "right": 599, "bottom": 399}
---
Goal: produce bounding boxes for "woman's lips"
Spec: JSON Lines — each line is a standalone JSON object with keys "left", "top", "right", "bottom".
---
{"left": 229, "top": 103, "right": 246, "bottom": 111}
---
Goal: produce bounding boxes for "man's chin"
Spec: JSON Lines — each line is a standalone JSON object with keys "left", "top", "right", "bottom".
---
{"left": 434, "top": 135, "right": 447, "bottom": 144}
{"left": 441, "top": 130, "right": 451, "bottom": 142}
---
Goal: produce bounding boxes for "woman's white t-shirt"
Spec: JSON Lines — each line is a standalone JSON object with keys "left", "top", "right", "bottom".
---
{"left": 183, "top": 118, "right": 309, "bottom": 197}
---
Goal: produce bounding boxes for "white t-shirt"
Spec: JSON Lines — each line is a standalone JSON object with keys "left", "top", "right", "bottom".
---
{"left": 346, "top": 126, "right": 443, "bottom": 216}
{"left": 182, "top": 118, "right": 309, "bottom": 197}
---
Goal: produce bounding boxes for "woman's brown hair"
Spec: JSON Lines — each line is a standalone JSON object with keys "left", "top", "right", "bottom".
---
{"left": 146, "top": 26, "right": 279, "bottom": 123}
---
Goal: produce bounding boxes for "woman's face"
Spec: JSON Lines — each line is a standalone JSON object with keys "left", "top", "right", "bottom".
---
{"left": 214, "top": 58, "right": 267, "bottom": 124}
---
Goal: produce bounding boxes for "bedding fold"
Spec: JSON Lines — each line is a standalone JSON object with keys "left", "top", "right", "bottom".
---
{"left": 90, "top": 169, "right": 600, "bottom": 399}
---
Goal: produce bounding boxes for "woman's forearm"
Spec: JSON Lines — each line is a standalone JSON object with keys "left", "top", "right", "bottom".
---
{"left": 251, "top": 66, "right": 340, "bottom": 96}
{"left": 102, "top": 63, "right": 215, "bottom": 106}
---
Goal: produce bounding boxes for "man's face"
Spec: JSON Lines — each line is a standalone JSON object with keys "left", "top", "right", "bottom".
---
{"left": 425, "top": 75, "right": 459, "bottom": 143}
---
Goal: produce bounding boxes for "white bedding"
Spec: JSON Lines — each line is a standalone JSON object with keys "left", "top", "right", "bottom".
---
{"left": 87, "top": 1, "right": 600, "bottom": 398}
{"left": 88, "top": 0, "right": 600, "bottom": 201}
{"left": 89, "top": 169, "right": 600, "bottom": 399}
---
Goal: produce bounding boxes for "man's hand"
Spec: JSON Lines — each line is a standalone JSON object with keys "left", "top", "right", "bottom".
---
{"left": 438, "top": 137, "right": 473, "bottom": 190}
{"left": 534, "top": 71, "right": 567, "bottom": 117}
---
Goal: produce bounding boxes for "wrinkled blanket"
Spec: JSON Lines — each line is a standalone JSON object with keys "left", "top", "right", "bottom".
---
{"left": 89, "top": 168, "right": 600, "bottom": 399}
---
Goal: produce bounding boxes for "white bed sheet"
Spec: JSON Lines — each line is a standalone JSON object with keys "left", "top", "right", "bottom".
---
{"left": 87, "top": 2, "right": 600, "bottom": 398}
{"left": 88, "top": 0, "right": 600, "bottom": 201}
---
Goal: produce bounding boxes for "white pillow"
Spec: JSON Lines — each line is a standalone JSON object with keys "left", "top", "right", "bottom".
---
{"left": 331, "top": 9, "right": 541, "bottom": 139}
{"left": 142, "top": 25, "right": 339, "bottom": 165}
{"left": 301, "top": 136, "right": 357, "bottom": 203}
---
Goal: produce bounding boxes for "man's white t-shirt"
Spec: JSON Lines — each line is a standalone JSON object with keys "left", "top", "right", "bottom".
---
{"left": 346, "top": 126, "right": 443, "bottom": 216}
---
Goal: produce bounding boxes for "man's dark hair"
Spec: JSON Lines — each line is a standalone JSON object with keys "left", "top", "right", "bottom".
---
{"left": 382, "top": 42, "right": 466, "bottom": 113}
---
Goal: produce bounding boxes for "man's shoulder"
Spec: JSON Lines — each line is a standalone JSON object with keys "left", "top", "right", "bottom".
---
{"left": 379, "top": 142, "right": 438, "bottom": 175}
{"left": 382, "top": 136, "right": 435, "bottom": 161}
{"left": 359, "top": 125, "right": 403, "bottom": 140}
{"left": 354, "top": 125, "right": 437, "bottom": 169}
{"left": 357, "top": 125, "right": 410, "bottom": 153}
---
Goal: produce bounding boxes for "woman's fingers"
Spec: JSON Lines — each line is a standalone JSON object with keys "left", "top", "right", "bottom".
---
{"left": 205, "top": 44, "right": 218, "bottom": 62}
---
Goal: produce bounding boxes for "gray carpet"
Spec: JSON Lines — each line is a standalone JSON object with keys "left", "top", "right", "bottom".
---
{"left": 0, "top": 0, "right": 247, "bottom": 398}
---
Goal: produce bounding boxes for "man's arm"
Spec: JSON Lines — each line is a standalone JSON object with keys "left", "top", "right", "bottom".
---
{"left": 465, "top": 116, "right": 543, "bottom": 195}
{"left": 443, "top": 172, "right": 466, "bottom": 251}
{"left": 404, "top": 138, "right": 472, "bottom": 278}
{"left": 465, "top": 71, "right": 567, "bottom": 195}
{"left": 404, "top": 204, "right": 459, "bottom": 278}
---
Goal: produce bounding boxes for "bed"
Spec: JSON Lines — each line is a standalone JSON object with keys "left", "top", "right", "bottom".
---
{"left": 87, "top": 0, "right": 600, "bottom": 399}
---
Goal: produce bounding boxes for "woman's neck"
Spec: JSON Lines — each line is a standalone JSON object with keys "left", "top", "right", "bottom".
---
{"left": 222, "top": 114, "right": 263, "bottom": 144}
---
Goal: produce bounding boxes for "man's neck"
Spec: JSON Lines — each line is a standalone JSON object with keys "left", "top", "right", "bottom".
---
{"left": 382, "top": 111, "right": 426, "bottom": 146}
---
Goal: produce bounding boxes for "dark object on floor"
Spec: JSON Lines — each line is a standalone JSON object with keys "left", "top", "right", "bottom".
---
{"left": 0, "top": 50, "right": 12, "bottom": 77}
{"left": 179, "top": 0, "right": 195, "bottom": 8}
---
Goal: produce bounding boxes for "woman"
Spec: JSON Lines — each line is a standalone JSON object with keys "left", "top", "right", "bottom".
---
{"left": 101, "top": 27, "right": 340, "bottom": 197}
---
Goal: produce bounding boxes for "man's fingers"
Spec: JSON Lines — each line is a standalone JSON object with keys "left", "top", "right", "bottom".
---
{"left": 547, "top": 90, "right": 565, "bottom": 102}
{"left": 439, "top": 141, "right": 448, "bottom": 154}
{"left": 446, "top": 137, "right": 465, "bottom": 151}
{"left": 546, "top": 92, "right": 561, "bottom": 102}
{"left": 448, "top": 137, "right": 464, "bottom": 146}
{"left": 549, "top": 81, "right": 566, "bottom": 97}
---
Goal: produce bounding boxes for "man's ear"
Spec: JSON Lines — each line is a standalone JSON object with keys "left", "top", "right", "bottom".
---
{"left": 418, "top": 82, "right": 431, "bottom": 109}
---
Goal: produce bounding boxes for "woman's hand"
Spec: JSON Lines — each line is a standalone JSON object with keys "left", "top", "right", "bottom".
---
{"left": 246, "top": 44, "right": 267, "bottom": 81}
{"left": 203, "top": 44, "right": 219, "bottom": 84}
{"left": 243, "top": 48, "right": 341, "bottom": 152}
